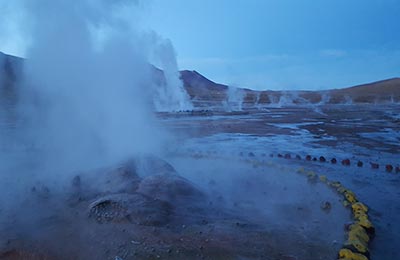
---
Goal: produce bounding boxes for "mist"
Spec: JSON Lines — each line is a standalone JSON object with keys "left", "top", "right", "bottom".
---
{"left": 2, "top": 0, "right": 194, "bottom": 175}
{"left": 226, "top": 86, "right": 244, "bottom": 111}
{"left": 0, "top": 0, "right": 196, "bottom": 229}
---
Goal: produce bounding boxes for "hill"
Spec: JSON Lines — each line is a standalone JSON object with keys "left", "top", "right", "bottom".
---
{"left": 1, "top": 52, "right": 399, "bottom": 106}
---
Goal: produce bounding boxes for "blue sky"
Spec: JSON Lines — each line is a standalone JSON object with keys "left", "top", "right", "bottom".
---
{"left": 1, "top": 0, "right": 399, "bottom": 90}
{"left": 146, "top": 0, "right": 400, "bottom": 90}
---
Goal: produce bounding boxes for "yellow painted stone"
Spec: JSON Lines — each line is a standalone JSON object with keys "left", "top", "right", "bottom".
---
{"left": 319, "top": 175, "right": 328, "bottom": 182}
{"left": 352, "top": 202, "right": 368, "bottom": 213}
{"left": 348, "top": 224, "right": 370, "bottom": 243}
{"left": 339, "top": 248, "right": 368, "bottom": 260}
{"left": 345, "top": 191, "right": 357, "bottom": 204}
{"left": 345, "top": 237, "right": 368, "bottom": 254}
{"left": 357, "top": 216, "right": 373, "bottom": 229}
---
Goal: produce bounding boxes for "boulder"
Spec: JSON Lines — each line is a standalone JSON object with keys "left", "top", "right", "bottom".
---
{"left": 136, "top": 155, "right": 177, "bottom": 176}
{"left": 88, "top": 193, "right": 172, "bottom": 226}
{"left": 137, "top": 172, "right": 205, "bottom": 204}
{"left": 69, "top": 160, "right": 141, "bottom": 201}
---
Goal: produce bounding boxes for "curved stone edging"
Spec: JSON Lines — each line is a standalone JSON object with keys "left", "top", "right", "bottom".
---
{"left": 268, "top": 152, "right": 399, "bottom": 174}
{"left": 297, "top": 168, "right": 374, "bottom": 260}
{"left": 180, "top": 151, "right": 375, "bottom": 260}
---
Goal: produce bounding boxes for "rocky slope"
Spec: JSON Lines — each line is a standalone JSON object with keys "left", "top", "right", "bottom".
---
{"left": 1, "top": 52, "right": 399, "bottom": 107}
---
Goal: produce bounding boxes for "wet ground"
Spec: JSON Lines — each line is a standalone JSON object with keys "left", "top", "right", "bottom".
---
{"left": 160, "top": 104, "right": 400, "bottom": 259}
{"left": 1, "top": 104, "right": 398, "bottom": 259}
{"left": 0, "top": 153, "right": 348, "bottom": 260}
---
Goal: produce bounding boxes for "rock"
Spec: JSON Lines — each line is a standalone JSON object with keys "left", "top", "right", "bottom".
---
{"left": 88, "top": 193, "right": 172, "bottom": 226}
{"left": 136, "top": 156, "right": 177, "bottom": 176}
{"left": 248, "top": 152, "right": 255, "bottom": 157}
{"left": 137, "top": 173, "right": 205, "bottom": 204}
{"left": 331, "top": 158, "right": 337, "bottom": 164}
{"left": 81, "top": 160, "right": 141, "bottom": 197}
{"left": 284, "top": 154, "right": 291, "bottom": 159}
{"left": 295, "top": 155, "right": 301, "bottom": 160}
{"left": 320, "top": 201, "right": 332, "bottom": 212}
{"left": 319, "top": 156, "right": 326, "bottom": 162}
{"left": 342, "top": 159, "right": 351, "bottom": 166}
{"left": 385, "top": 164, "right": 393, "bottom": 173}
{"left": 357, "top": 161, "right": 363, "bottom": 167}
{"left": 306, "top": 155, "right": 312, "bottom": 161}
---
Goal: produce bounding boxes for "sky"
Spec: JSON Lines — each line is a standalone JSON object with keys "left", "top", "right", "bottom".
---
{"left": 145, "top": 0, "right": 400, "bottom": 90}
{"left": 1, "top": 0, "right": 400, "bottom": 90}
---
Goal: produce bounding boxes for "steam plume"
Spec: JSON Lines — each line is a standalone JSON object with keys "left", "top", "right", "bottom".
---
{"left": 1, "top": 0, "right": 191, "bottom": 178}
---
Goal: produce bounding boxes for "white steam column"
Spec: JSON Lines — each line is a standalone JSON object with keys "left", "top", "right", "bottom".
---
{"left": 153, "top": 40, "right": 193, "bottom": 112}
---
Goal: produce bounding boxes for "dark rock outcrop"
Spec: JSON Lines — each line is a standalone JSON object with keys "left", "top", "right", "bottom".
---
{"left": 88, "top": 193, "right": 172, "bottom": 226}
{"left": 137, "top": 172, "right": 205, "bottom": 204}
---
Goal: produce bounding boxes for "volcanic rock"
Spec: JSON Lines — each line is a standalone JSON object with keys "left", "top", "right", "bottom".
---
{"left": 385, "top": 164, "right": 393, "bottom": 173}
{"left": 137, "top": 172, "right": 205, "bottom": 204}
{"left": 88, "top": 193, "right": 172, "bottom": 226}
{"left": 342, "top": 159, "right": 351, "bottom": 166}
{"left": 71, "top": 160, "right": 141, "bottom": 201}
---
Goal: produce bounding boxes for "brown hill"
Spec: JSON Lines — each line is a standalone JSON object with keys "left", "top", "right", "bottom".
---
{"left": 179, "top": 70, "right": 400, "bottom": 105}
{"left": 329, "top": 78, "right": 400, "bottom": 103}
{"left": 1, "top": 52, "right": 399, "bottom": 106}
{"left": 0, "top": 52, "right": 23, "bottom": 108}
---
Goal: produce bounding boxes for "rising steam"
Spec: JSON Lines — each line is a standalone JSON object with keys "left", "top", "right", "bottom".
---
{"left": 0, "top": 0, "right": 192, "bottom": 178}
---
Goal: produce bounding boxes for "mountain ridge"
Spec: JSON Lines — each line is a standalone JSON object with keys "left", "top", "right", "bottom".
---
{"left": 1, "top": 52, "right": 399, "bottom": 105}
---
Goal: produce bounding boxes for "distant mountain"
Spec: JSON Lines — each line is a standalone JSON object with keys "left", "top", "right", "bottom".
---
{"left": 329, "top": 78, "right": 400, "bottom": 103}
{"left": 179, "top": 69, "right": 400, "bottom": 105}
{"left": 0, "top": 52, "right": 23, "bottom": 108}
{"left": 179, "top": 70, "right": 228, "bottom": 103}
{"left": 1, "top": 52, "right": 399, "bottom": 106}
{"left": 0, "top": 51, "right": 23, "bottom": 86}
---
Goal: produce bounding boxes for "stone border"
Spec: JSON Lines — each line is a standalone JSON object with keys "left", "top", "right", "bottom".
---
{"left": 182, "top": 150, "right": 376, "bottom": 260}
{"left": 297, "top": 168, "right": 374, "bottom": 260}
{"left": 267, "top": 152, "right": 399, "bottom": 173}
